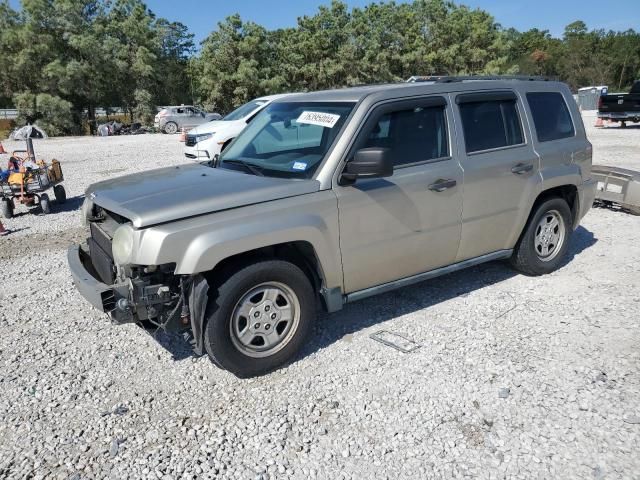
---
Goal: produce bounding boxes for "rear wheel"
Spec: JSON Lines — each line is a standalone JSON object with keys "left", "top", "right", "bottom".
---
{"left": 510, "top": 197, "right": 572, "bottom": 276}
{"left": 54, "top": 185, "right": 66, "bottom": 204}
{"left": 203, "top": 260, "right": 316, "bottom": 378}
{"left": 40, "top": 193, "right": 51, "bottom": 215}
{"left": 1, "top": 198, "right": 13, "bottom": 219}
{"left": 163, "top": 121, "right": 178, "bottom": 134}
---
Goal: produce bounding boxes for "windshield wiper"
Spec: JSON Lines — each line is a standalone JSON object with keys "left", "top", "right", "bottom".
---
{"left": 222, "top": 159, "right": 265, "bottom": 176}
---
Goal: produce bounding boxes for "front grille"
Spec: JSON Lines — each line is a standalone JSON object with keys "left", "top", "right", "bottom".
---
{"left": 88, "top": 237, "right": 115, "bottom": 284}
{"left": 185, "top": 135, "right": 197, "bottom": 147}
{"left": 90, "top": 222, "right": 112, "bottom": 257}
{"left": 88, "top": 217, "right": 117, "bottom": 285}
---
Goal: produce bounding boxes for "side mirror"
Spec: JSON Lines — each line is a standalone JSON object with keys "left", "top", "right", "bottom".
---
{"left": 342, "top": 147, "right": 393, "bottom": 182}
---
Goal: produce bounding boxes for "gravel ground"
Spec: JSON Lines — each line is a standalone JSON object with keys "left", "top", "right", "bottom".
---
{"left": 0, "top": 119, "right": 639, "bottom": 479}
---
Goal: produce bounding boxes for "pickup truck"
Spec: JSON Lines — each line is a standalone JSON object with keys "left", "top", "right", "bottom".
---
{"left": 597, "top": 80, "right": 640, "bottom": 127}
{"left": 68, "top": 77, "right": 596, "bottom": 378}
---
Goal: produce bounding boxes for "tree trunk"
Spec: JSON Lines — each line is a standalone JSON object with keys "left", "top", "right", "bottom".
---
{"left": 88, "top": 104, "right": 96, "bottom": 135}
{"left": 618, "top": 55, "right": 628, "bottom": 91}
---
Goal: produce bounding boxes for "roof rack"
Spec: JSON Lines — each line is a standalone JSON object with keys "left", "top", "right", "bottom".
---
{"left": 407, "top": 75, "right": 552, "bottom": 83}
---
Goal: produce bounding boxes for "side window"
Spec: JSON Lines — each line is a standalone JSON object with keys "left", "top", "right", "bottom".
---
{"left": 361, "top": 105, "right": 448, "bottom": 166}
{"left": 459, "top": 99, "right": 523, "bottom": 153}
{"left": 526, "top": 92, "right": 575, "bottom": 142}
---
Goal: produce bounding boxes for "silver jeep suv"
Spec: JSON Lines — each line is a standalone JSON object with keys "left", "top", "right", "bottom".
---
{"left": 69, "top": 77, "right": 596, "bottom": 377}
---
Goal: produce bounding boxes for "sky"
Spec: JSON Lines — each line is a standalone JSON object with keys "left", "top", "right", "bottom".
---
{"left": 8, "top": 0, "right": 640, "bottom": 44}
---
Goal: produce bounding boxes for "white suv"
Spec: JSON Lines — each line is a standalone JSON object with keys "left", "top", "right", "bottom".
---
{"left": 183, "top": 94, "right": 291, "bottom": 160}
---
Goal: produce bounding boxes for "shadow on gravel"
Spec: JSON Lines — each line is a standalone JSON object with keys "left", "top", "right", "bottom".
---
{"left": 52, "top": 194, "right": 85, "bottom": 214}
{"left": 608, "top": 125, "right": 640, "bottom": 130}
{"left": 150, "top": 226, "right": 597, "bottom": 364}
{"left": 302, "top": 225, "right": 598, "bottom": 359}
{"left": 0, "top": 194, "right": 84, "bottom": 217}
{"left": 559, "top": 226, "right": 598, "bottom": 268}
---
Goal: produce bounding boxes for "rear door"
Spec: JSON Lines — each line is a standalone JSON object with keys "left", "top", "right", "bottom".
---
{"left": 184, "top": 107, "right": 201, "bottom": 128}
{"left": 452, "top": 90, "right": 539, "bottom": 261}
{"left": 335, "top": 96, "right": 464, "bottom": 293}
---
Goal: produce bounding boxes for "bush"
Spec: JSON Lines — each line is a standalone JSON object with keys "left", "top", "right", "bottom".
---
{"left": 133, "top": 89, "right": 155, "bottom": 125}
{"left": 13, "top": 93, "right": 74, "bottom": 136}
{"left": 0, "top": 119, "right": 15, "bottom": 140}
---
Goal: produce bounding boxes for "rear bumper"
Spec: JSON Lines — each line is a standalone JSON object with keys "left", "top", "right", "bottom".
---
{"left": 576, "top": 178, "right": 597, "bottom": 226}
{"left": 597, "top": 112, "right": 640, "bottom": 120}
{"left": 67, "top": 244, "right": 134, "bottom": 323}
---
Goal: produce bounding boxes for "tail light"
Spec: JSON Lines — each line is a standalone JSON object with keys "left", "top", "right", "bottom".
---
{"left": 597, "top": 96, "right": 603, "bottom": 110}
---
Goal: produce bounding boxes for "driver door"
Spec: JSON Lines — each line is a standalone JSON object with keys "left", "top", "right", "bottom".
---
{"left": 335, "top": 97, "right": 463, "bottom": 293}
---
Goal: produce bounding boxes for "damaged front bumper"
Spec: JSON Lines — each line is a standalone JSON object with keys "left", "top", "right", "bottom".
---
{"left": 68, "top": 244, "right": 182, "bottom": 325}
{"left": 68, "top": 244, "right": 132, "bottom": 322}
{"left": 67, "top": 244, "right": 210, "bottom": 354}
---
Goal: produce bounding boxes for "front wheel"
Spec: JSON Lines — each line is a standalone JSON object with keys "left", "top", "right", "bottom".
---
{"left": 1, "top": 198, "right": 13, "bottom": 219}
{"left": 510, "top": 197, "right": 572, "bottom": 276}
{"left": 203, "top": 260, "right": 316, "bottom": 378}
{"left": 54, "top": 185, "right": 66, "bottom": 204}
{"left": 40, "top": 193, "right": 51, "bottom": 215}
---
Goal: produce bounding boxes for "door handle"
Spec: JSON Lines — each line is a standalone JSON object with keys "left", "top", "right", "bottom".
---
{"left": 428, "top": 179, "right": 457, "bottom": 192}
{"left": 511, "top": 163, "right": 533, "bottom": 175}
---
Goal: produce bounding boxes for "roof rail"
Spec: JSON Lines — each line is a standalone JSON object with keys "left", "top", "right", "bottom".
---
{"left": 406, "top": 75, "right": 552, "bottom": 83}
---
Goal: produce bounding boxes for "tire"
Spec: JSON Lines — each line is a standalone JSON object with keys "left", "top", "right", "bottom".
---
{"left": 54, "top": 185, "right": 66, "bottom": 204}
{"left": 510, "top": 197, "right": 572, "bottom": 276}
{"left": 1, "top": 198, "right": 13, "bottom": 219}
{"left": 40, "top": 193, "right": 51, "bottom": 215}
{"left": 163, "top": 121, "right": 178, "bottom": 134}
{"left": 203, "top": 260, "right": 316, "bottom": 378}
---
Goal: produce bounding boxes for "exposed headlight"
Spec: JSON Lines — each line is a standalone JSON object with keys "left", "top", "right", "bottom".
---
{"left": 196, "top": 133, "right": 213, "bottom": 142}
{"left": 112, "top": 224, "right": 135, "bottom": 266}
{"left": 81, "top": 198, "right": 93, "bottom": 227}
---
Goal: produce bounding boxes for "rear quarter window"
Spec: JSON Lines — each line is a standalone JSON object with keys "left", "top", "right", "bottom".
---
{"left": 526, "top": 92, "right": 575, "bottom": 142}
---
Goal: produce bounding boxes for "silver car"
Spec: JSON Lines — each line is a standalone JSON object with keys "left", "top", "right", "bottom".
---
{"left": 69, "top": 77, "right": 596, "bottom": 377}
{"left": 154, "top": 105, "right": 222, "bottom": 134}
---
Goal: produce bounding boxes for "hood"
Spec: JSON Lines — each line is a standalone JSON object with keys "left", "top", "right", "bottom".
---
{"left": 87, "top": 164, "right": 320, "bottom": 228}
{"left": 189, "top": 119, "right": 241, "bottom": 135}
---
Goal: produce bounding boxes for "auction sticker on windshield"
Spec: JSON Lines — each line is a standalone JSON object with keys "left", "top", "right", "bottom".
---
{"left": 292, "top": 162, "right": 307, "bottom": 171}
{"left": 296, "top": 111, "right": 340, "bottom": 128}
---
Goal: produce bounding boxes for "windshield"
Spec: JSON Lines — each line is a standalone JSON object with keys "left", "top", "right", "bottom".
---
{"left": 219, "top": 102, "right": 355, "bottom": 179}
{"left": 223, "top": 100, "right": 267, "bottom": 121}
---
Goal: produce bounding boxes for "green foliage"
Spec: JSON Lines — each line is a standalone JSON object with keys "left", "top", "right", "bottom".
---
{"left": 0, "top": 0, "right": 194, "bottom": 132}
{"left": 1, "top": 0, "right": 639, "bottom": 133}
{"left": 194, "top": 0, "right": 640, "bottom": 113}
{"left": 195, "top": 0, "right": 518, "bottom": 110}
{"left": 13, "top": 92, "right": 74, "bottom": 135}
{"left": 133, "top": 88, "right": 155, "bottom": 124}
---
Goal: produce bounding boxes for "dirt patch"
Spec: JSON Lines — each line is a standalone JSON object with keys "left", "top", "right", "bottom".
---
{"left": 0, "top": 226, "right": 86, "bottom": 260}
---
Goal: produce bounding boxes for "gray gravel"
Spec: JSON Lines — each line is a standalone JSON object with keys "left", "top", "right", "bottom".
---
{"left": 1, "top": 123, "right": 639, "bottom": 479}
{"left": 583, "top": 110, "right": 640, "bottom": 170}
